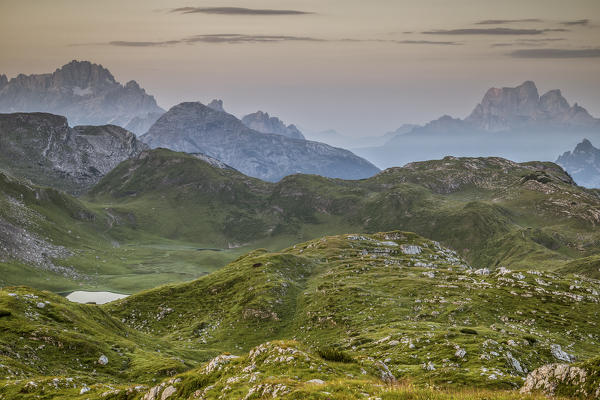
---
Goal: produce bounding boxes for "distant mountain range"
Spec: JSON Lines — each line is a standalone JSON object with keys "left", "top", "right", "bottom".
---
{"left": 140, "top": 102, "right": 379, "bottom": 181}
{"left": 557, "top": 139, "right": 600, "bottom": 188}
{"left": 303, "top": 126, "right": 418, "bottom": 149}
{"left": 0, "top": 112, "right": 147, "bottom": 194}
{"left": 357, "top": 81, "right": 600, "bottom": 168}
{"left": 466, "top": 80, "right": 599, "bottom": 131}
{"left": 0, "top": 60, "right": 164, "bottom": 134}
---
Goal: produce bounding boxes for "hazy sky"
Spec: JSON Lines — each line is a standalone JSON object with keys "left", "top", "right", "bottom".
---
{"left": 1, "top": 0, "right": 599, "bottom": 136}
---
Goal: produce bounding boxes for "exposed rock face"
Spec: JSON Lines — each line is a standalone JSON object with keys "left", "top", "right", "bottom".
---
{"left": 520, "top": 363, "right": 594, "bottom": 398}
{"left": 140, "top": 102, "right": 379, "bottom": 181}
{"left": 466, "top": 81, "right": 600, "bottom": 132}
{"left": 0, "top": 60, "right": 164, "bottom": 132}
{"left": 242, "top": 110, "right": 305, "bottom": 140}
{"left": 557, "top": 139, "right": 600, "bottom": 188}
{"left": 0, "top": 112, "right": 148, "bottom": 194}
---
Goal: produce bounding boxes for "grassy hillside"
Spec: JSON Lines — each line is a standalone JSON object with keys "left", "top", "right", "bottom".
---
{"left": 0, "top": 169, "right": 254, "bottom": 293}
{"left": 3, "top": 148, "right": 600, "bottom": 293}
{"left": 106, "top": 231, "right": 600, "bottom": 388}
{"left": 1, "top": 231, "right": 598, "bottom": 398}
{"left": 87, "top": 150, "right": 600, "bottom": 283}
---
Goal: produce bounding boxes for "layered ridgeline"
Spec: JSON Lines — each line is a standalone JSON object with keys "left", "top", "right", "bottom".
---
{"left": 88, "top": 149, "right": 600, "bottom": 275}
{"left": 557, "top": 139, "right": 600, "bottom": 188}
{"left": 3, "top": 146, "right": 600, "bottom": 293}
{"left": 0, "top": 112, "right": 147, "bottom": 194}
{"left": 358, "top": 81, "right": 600, "bottom": 168}
{"left": 0, "top": 60, "right": 165, "bottom": 134}
{"left": 139, "top": 102, "right": 379, "bottom": 181}
{"left": 1, "top": 232, "right": 599, "bottom": 398}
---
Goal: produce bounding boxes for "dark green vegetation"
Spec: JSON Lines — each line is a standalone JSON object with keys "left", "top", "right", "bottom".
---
{"left": 1, "top": 231, "right": 598, "bottom": 398}
{"left": 2, "top": 147, "right": 600, "bottom": 293}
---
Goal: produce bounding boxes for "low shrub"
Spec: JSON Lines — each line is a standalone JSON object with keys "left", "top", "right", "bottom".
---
{"left": 317, "top": 347, "right": 354, "bottom": 363}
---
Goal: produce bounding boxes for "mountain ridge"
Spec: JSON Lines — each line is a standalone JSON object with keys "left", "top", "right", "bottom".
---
{"left": 241, "top": 110, "right": 305, "bottom": 140}
{"left": 557, "top": 138, "right": 600, "bottom": 188}
{"left": 139, "top": 102, "right": 380, "bottom": 181}
{"left": 465, "top": 81, "right": 599, "bottom": 132}
{"left": 356, "top": 81, "right": 600, "bottom": 169}
{"left": 0, "top": 112, "right": 148, "bottom": 194}
{"left": 0, "top": 60, "right": 165, "bottom": 134}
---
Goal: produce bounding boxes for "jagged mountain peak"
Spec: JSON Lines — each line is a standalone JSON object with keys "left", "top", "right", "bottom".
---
{"left": 480, "top": 81, "right": 539, "bottom": 105}
{"left": 207, "top": 98, "right": 225, "bottom": 112}
{"left": 241, "top": 110, "right": 305, "bottom": 140}
{"left": 465, "top": 80, "right": 598, "bottom": 132}
{"left": 0, "top": 60, "right": 164, "bottom": 131}
{"left": 556, "top": 138, "right": 600, "bottom": 188}
{"left": 539, "top": 89, "right": 570, "bottom": 114}
{"left": 575, "top": 138, "right": 594, "bottom": 151}
{"left": 51, "top": 59, "right": 117, "bottom": 89}
{"left": 124, "top": 80, "right": 141, "bottom": 90}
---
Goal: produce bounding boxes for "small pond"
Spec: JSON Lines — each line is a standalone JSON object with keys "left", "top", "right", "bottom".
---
{"left": 65, "top": 291, "right": 128, "bottom": 304}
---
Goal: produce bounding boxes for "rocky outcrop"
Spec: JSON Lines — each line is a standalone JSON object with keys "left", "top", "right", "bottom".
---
{"left": 0, "top": 112, "right": 148, "bottom": 194}
{"left": 0, "top": 60, "right": 164, "bottom": 131}
{"left": 520, "top": 362, "right": 599, "bottom": 398}
{"left": 466, "top": 81, "right": 600, "bottom": 132}
{"left": 557, "top": 139, "right": 600, "bottom": 188}
{"left": 207, "top": 99, "right": 225, "bottom": 113}
{"left": 140, "top": 102, "right": 379, "bottom": 181}
{"left": 242, "top": 110, "right": 305, "bottom": 140}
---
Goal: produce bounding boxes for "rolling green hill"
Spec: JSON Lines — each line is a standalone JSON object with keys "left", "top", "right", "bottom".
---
{"left": 84, "top": 149, "right": 600, "bottom": 287}
{"left": 1, "top": 231, "right": 598, "bottom": 398}
{"left": 2, "top": 147, "right": 600, "bottom": 293}
{"left": 0, "top": 167, "right": 258, "bottom": 293}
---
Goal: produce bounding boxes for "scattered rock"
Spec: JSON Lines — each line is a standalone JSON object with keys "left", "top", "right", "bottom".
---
{"left": 160, "top": 385, "right": 176, "bottom": 400}
{"left": 551, "top": 344, "right": 573, "bottom": 362}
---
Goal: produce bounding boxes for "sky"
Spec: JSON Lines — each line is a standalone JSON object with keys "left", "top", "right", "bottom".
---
{"left": 1, "top": 0, "right": 599, "bottom": 137}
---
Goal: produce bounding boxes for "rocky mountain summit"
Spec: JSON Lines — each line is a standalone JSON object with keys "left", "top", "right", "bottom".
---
{"left": 206, "top": 99, "right": 225, "bottom": 112}
{"left": 466, "top": 81, "right": 600, "bottom": 132}
{"left": 400, "top": 81, "right": 600, "bottom": 137}
{"left": 241, "top": 110, "right": 305, "bottom": 139}
{"left": 0, "top": 112, "right": 147, "bottom": 193}
{"left": 140, "top": 102, "right": 379, "bottom": 181}
{"left": 556, "top": 139, "right": 600, "bottom": 188}
{"left": 357, "top": 81, "right": 600, "bottom": 168}
{"left": 0, "top": 60, "right": 164, "bottom": 134}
